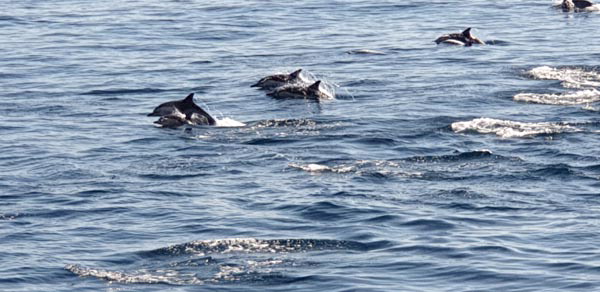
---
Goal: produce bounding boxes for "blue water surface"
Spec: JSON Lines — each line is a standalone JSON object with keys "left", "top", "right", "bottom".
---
{"left": 2, "top": 1, "right": 600, "bottom": 291}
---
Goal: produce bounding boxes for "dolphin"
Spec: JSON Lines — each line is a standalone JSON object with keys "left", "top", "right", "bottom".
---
{"left": 251, "top": 69, "right": 306, "bottom": 90}
{"left": 153, "top": 114, "right": 188, "bottom": 128}
{"left": 266, "top": 80, "right": 333, "bottom": 100}
{"left": 434, "top": 27, "right": 485, "bottom": 46}
{"left": 561, "top": 0, "right": 597, "bottom": 11}
{"left": 148, "top": 93, "right": 216, "bottom": 126}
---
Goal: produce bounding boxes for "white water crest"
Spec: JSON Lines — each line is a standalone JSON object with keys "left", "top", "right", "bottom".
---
{"left": 514, "top": 89, "right": 600, "bottom": 105}
{"left": 215, "top": 117, "right": 246, "bottom": 127}
{"left": 451, "top": 118, "right": 580, "bottom": 138}
{"left": 527, "top": 66, "right": 600, "bottom": 89}
{"left": 288, "top": 163, "right": 355, "bottom": 173}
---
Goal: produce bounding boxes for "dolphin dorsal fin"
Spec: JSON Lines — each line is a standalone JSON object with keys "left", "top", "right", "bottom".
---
{"left": 290, "top": 69, "right": 302, "bottom": 78}
{"left": 462, "top": 27, "right": 472, "bottom": 38}
{"left": 308, "top": 80, "right": 321, "bottom": 91}
{"left": 182, "top": 93, "right": 195, "bottom": 104}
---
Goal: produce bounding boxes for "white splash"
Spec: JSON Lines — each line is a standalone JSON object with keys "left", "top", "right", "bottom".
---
{"left": 451, "top": 118, "right": 580, "bottom": 138}
{"left": 182, "top": 238, "right": 307, "bottom": 255}
{"left": 527, "top": 66, "right": 600, "bottom": 89}
{"left": 215, "top": 117, "right": 246, "bottom": 127}
{"left": 514, "top": 89, "right": 600, "bottom": 105}
{"left": 288, "top": 163, "right": 355, "bottom": 173}
{"left": 65, "top": 264, "right": 204, "bottom": 285}
{"left": 288, "top": 161, "right": 424, "bottom": 177}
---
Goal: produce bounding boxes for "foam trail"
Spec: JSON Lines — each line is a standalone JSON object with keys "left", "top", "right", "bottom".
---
{"left": 65, "top": 264, "right": 200, "bottom": 285}
{"left": 451, "top": 118, "right": 580, "bottom": 138}
{"left": 215, "top": 118, "right": 246, "bottom": 127}
{"left": 66, "top": 238, "right": 368, "bottom": 285}
{"left": 514, "top": 89, "right": 600, "bottom": 105}
{"left": 527, "top": 66, "right": 600, "bottom": 89}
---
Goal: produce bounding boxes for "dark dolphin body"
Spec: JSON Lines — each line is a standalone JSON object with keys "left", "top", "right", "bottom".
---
{"left": 251, "top": 69, "right": 305, "bottom": 90}
{"left": 434, "top": 28, "right": 485, "bottom": 46}
{"left": 267, "top": 80, "right": 333, "bottom": 100}
{"left": 561, "top": 0, "right": 596, "bottom": 11}
{"left": 148, "top": 93, "right": 216, "bottom": 127}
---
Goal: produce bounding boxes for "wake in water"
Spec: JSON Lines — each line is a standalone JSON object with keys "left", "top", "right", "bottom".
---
{"left": 516, "top": 66, "right": 600, "bottom": 107}
{"left": 287, "top": 150, "right": 525, "bottom": 182}
{"left": 288, "top": 160, "right": 423, "bottom": 178}
{"left": 525, "top": 66, "right": 600, "bottom": 89}
{"left": 451, "top": 118, "right": 581, "bottom": 138}
{"left": 66, "top": 238, "right": 370, "bottom": 285}
{"left": 514, "top": 89, "right": 600, "bottom": 105}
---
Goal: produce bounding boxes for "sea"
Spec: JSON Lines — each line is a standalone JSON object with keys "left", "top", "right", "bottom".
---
{"left": 2, "top": 1, "right": 600, "bottom": 291}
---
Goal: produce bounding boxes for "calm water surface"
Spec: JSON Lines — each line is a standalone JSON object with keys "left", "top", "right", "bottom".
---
{"left": 2, "top": 1, "right": 600, "bottom": 291}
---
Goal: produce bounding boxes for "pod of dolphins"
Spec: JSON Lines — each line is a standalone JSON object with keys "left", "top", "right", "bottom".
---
{"left": 148, "top": 0, "right": 598, "bottom": 128}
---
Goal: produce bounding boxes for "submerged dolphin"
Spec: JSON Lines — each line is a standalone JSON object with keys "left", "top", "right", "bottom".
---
{"left": 560, "top": 0, "right": 597, "bottom": 11}
{"left": 267, "top": 80, "right": 333, "bottom": 100}
{"left": 153, "top": 114, "right": 188, "bottom": 128}
{"left": 148, "top": 93, "right": 216, "bottom": 127}
{"left": 434, "top": 28, "right": 485, "bottom": 46}
{"left": 251, "top": 69, "right": 306, "bottom": 90}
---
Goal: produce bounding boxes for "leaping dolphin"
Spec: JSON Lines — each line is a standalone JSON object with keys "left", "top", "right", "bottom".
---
{"left": 267, "top": 80, "right": 333, "bottom": 100}
{"left": 434, "top": 28, "right": 485, "bottom": 46}
{"left": 251, "top": 69, "right": 306, "bottom": 90}
{"left": 148, "top": 93, "right": 216, "bottom": 127}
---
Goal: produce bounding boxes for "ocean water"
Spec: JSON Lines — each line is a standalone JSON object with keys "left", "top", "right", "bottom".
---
{"left": 2, "top": 0, "right": 600, "bottom": 291}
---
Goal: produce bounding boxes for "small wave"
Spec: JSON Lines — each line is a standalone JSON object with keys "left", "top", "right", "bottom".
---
{"left": 82, "top": 88, "right": 169, "bottom": 95}
{"left": 288, "top": 163, "right": 355, "bottom": 174}
{"left": 526, "top": 66, "right": 600, "bottom": 89}
{"left": 451, "top": 118, "right": 580, "bottom": 138}
{"left": 531, "top": 164, "right": 575, "bottom": 177}
{"left": 189, "top": 60, "right": 212, "bottom": 64}
{"left": 401, "top": 219, "right": 456, "bottom": 231}
{"left": 514, "top": 89, "right": 600, "bottom": 105}
{"left": 346, "top": 49, "right": 386, "bottom": 55}
{"left": 405, "top": 150, "right": 497, "bottom": 163}
{"left": 0, "top": 16, "right": 22, "bottom": 21}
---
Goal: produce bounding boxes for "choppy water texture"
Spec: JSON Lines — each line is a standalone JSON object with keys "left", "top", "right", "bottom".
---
{"left": 2, "top": 1, "right": 600, "bottom": 291}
